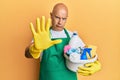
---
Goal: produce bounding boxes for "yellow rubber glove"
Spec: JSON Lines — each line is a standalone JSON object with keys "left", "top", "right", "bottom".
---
{"left": 29, "top": 44, "right": 43, "bottom": 59}
{"left": 29, "top": 16, "right": 62, "bottom": 59}
{"left": 77, "top": 60, "right": 101, "bottom": 76}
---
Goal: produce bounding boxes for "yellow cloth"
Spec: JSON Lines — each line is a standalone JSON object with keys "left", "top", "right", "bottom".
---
{"left": 86, "top": 45, "right": 97, "bottom": 59}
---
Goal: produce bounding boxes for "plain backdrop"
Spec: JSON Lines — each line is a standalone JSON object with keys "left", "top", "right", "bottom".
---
{"left": 0, "top": 0, "right": 120, "bottom": 80}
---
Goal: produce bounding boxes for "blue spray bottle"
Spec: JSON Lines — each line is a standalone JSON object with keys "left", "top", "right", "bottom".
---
{"left": 80, "top": 48, "right": 92, "bottom": 60}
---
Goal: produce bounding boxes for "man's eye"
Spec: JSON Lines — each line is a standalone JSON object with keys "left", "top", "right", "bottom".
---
{"left": 63, "top": 18, "right": 67, "bottom": 20}
{"left": 55, "top": 16, "right": 60, "bottom": 19}
{"left": 56, "top": 17, "right": 59, "bottom": 19}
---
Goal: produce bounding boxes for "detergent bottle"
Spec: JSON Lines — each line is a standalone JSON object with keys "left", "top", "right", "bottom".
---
{"left": 69, "top": 32, "right": 84, "bottom": 49}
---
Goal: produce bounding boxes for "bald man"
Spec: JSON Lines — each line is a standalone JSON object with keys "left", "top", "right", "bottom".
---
{"left": 25, "top": 3, "right": 101, "bottom": 80}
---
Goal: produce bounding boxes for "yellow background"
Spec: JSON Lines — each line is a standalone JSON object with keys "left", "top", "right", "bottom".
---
{"left": 0, "top": 0, "right": 120, "bottom": 80}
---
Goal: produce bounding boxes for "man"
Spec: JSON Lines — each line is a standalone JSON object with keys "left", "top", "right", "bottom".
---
{"left": 25, "top": 3, "right": 101, "bottom": 80}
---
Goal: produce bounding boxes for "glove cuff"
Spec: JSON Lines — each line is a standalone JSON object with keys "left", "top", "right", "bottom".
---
{"left": 29, "top": 44, "right": 43, "bottom": 59}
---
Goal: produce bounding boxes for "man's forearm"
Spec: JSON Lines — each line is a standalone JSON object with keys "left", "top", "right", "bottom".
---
{"left": 25, "top": 47, "right": 33, "bottom": 58}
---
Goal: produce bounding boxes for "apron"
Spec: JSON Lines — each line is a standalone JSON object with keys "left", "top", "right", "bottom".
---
{"left": 39, "top": 29, "right": 77, "bottom": 80}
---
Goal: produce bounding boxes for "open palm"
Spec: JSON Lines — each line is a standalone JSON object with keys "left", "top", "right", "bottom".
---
{"left": 30, "top": 16, "right": 62, "bottom": 50}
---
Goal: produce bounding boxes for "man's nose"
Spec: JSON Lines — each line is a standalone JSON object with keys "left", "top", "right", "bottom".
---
{"left": 58, "top": 19, "right": 62, "bottom": 24}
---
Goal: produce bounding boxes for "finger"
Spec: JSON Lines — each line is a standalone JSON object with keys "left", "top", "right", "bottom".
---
{"left": 46, "top": 18, "right": 51, "bottom": 31}
{"left": 51, "top": 39, "right": 62, "bottom": 45}
{"left": 36, "top": 18, "right": 41, "bottom": 33}
{"left": 41, "top": 16, "right": 45, "bottom": 31}
{"left": 84, "top": 62, "right": 94, "bottom": 67}
{"left": 78, "top": 72, "right": 91, "bottom": 76}
{"left": 77, "top": 69, "right": 90, "bottom": 74}
{"left": 78, "top": 66, "right": 91, "bottom": 71}
{"left": 30, "top": 22, "right": 36, "bottom": 35}
{"left": 95, "top": 60, "right": 101, "bottom": 68}
{"left": 95, "top": 60, "right": 100, "bottom": 65}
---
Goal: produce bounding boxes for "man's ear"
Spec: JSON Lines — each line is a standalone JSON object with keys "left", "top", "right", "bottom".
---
{"left": 50, "top": 12, "right": 52, "bottom": 17}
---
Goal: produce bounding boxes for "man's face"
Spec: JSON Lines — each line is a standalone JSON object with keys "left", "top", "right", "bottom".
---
{"left": 50, "top": 9, "right": 68, "bottom": 31}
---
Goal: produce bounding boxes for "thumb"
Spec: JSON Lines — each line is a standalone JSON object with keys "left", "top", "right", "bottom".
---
{"left": 51, "top": 39, "right": 62, "bottom": 45}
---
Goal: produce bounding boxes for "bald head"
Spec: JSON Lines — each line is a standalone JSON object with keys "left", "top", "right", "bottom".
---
{"left": 52, "top": 3, "right": 68, "bottom": 16}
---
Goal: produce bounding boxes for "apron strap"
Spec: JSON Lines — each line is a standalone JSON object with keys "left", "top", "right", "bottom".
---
{"left": 64, "top": 28, "right": 70, "bottom": 39}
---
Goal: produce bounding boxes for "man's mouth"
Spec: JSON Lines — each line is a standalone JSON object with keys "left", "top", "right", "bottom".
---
{"left": 56, "top": 25, "right": 62, "bottom": 28}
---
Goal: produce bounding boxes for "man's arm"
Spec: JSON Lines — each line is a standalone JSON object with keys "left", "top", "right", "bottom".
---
{"left": 25, "top": 45, "right": 33, "bottom": 58}
{"left": 25, "top": 16, "right": 62, "bottom": 59}
{"left": 24, "top": 43, "right": 42, "bottom": 59}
